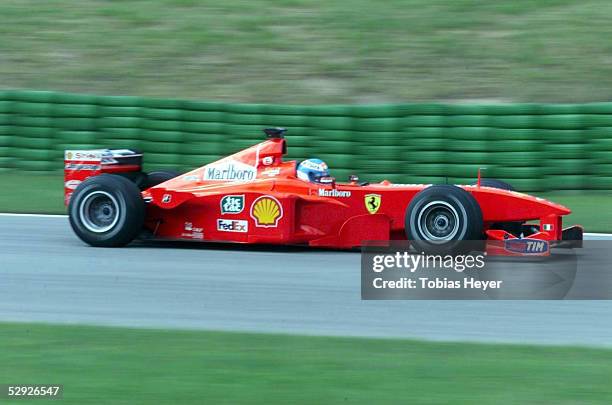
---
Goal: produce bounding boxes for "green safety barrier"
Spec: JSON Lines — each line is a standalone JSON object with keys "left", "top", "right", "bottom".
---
{"left": 2, "top": 90, "right": 612, "bottom": 191}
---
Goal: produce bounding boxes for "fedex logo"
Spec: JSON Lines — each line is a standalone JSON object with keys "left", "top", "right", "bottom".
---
{"left": 504, "top": 239, "right": 549, "bottom": 255}
{"left": 217, "top": 219, "right": 248, "bottom": 233}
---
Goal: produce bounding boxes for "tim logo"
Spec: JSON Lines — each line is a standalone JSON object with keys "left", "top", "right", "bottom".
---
{"left": 505, "top": 239, "right": 549, "bottom": 255}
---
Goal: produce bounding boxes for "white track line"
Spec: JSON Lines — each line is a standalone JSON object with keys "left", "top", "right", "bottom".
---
{"left": 584, "top": 233, "right": 612, "bottom": 239}
{"left": 0, "top": 213, "right": 610, "bottom": 238}
{"left": 0, "top": 213, "right": 67, "bottom": 218}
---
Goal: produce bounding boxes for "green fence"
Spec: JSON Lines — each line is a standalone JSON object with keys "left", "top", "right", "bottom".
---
{"left": 2, "top": 90, "right": 612, "bottom": 191}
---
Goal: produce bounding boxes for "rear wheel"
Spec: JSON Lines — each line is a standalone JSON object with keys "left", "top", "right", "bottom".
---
{"left": 142, "top": 170, "right": 181, "bottom": 189}
{"left": 405, "top": 185, "right": 483, "bottom": 254}
{"left": 68, "top": 174, "right": 145, "bottom": 247}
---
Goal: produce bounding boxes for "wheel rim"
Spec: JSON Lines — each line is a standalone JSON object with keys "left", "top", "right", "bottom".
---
{"left": 79, "top": 191, "right": 120, "bottom": 233}
{"left": 417, "top": 201, "right": 460, "bottom": 243}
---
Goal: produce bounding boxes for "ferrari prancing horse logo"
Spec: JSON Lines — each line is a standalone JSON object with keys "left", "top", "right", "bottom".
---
{"left": 365, "top": 194, "right": 381, "bottom": 214}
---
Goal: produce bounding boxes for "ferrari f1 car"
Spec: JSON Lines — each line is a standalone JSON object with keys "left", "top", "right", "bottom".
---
{"left": 64, "top": 128, "right": 583, "bottom": 255}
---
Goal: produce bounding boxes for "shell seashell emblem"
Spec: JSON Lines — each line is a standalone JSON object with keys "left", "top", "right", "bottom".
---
{"left": 250, "top": 196, "right": 283, "bottom": 227}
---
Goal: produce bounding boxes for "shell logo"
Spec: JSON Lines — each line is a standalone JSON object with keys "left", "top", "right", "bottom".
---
{"left": 250, "top": 196, "right": 283, "bottom": 227}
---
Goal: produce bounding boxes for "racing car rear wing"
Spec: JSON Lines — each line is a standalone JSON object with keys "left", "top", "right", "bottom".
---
{"left": 63, "top": 149, "right": 142, "bottom": 205}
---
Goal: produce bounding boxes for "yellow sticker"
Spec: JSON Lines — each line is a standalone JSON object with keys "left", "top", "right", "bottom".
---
{"left": 365, "top": 194, "right": 381, "bottom": 214}
{"left": 251, "top": 196, "right": 283, "bottom": 227}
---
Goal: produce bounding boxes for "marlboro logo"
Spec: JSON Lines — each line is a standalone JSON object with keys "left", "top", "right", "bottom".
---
{"left": 203, "top": 160, "right": 256, "bottom": 182}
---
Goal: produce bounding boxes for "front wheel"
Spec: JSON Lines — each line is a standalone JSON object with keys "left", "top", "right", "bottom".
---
{"left": 68, "top": 174, "right": 145, "bottom": 247}
{"left": 473, "top": 178, "right": 524, "bottom": 235}
{"left": 405, "top": 185, "right": 483, "bottom": 254}
{"left": 473, "top": 178, "right": 515, "bottom": 191}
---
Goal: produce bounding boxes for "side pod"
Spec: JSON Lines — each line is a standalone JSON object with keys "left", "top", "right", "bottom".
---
{"left": 309, "top": 214, "right": 390, "bottom": 248}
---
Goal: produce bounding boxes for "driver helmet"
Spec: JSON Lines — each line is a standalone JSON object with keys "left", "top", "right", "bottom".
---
{"left": 297, "top": 158, "right": 330, "bottom": 183}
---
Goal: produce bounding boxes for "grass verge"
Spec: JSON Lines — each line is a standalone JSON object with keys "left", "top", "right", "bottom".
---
{"left": 1, "top": 322, "right": 611, "bottom": 404}
{"left": 2, "top": 0, "right": 612, "bottom": 103}
{"left": 1, "top": 173, "right": 610, "bottom": 232}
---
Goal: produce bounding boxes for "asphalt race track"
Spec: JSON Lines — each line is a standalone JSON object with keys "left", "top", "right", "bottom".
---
{"left": 1, "top": 214, "right": 611, "bottom": 347}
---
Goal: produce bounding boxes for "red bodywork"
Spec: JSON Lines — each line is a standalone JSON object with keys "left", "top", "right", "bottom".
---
{"left": 65, "top": 137, "right": 581, "bottom": 253}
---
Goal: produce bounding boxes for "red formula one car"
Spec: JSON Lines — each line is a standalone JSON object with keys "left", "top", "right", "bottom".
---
{"left": 64, "top": 128, "right": 583, "bottom": 255}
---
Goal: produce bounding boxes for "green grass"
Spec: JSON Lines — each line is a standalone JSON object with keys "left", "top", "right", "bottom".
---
{"left": 2, "top": 0, "right": 612, "bottom": 103}
{"left": 1, "top": 173, "right": 610, "bottom": 232}
{"left": 0, "top": 322, "right": 611, "bottom": 404}
{"left": 538, "top": 193, "right": 612, "bottom": 233}
{"left": 0, "top": 173, "right": 66, "bottom": 214}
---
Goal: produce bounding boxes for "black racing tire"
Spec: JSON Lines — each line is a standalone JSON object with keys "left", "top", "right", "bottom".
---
{"left": 405, "top": 185, "right": 483, "bottom": 254}
{"left": 474, "top": 179, "right": 523, "bottom": 235}
{"left": 68, "top": 174, "right": 145, "bottom": 247}
{"left": 142, "top": 170, "right": 181, "bottom": 189}
{"left": 474, "top": 178, "right": 515, "bottom": 191}
{"left": 116, "top": 171, "right": 148, "bottom": 189}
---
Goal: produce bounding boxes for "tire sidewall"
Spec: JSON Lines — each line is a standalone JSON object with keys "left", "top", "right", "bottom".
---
{"left": 68, "top": 174, "right": 144, "bottom": 247}
{"left": 408, "top": 193, "right": 469, "bottom": 243}
{"left": 406, "top": 185, "right": 483, "bottom": 254}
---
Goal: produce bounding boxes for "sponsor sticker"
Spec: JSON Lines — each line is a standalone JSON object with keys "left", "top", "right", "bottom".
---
{"left": 162, "top": 194, "right": 172, "bottom": 203}
{"left": 318, "top": 188, "right": 351, "bottom": 198}
{"left": 300, "top": 160, "right": 328, "bottom": 171}
{"left": 182, "top": 222, "right": 204, "bottom": 239}
{"left": 217, "top": 219, "right": 248, "bottom": 233}
{"left": 181, "top": 232, "right": 204, "bottom": 240}
{"left": 100, "top": 150, "right": 117, "bottom": 164}
{"left": 261, "top": 168, "right": 281, "bottom": 177}
{"left": 262, "top": 156, "right": 274, "bottom": 166}
{"left": 64, "top": 180, "right": 82, "bottom": 190}
{"left": 220, "top": 195, "right": 245, "bottom": 214}
{"left": 184, "top": 222, "right": 203, "bottom": 232}
{"left": 64, "top": 150, "right": 102, "bottom": 161}
{"left": 365, "top": 194, "right": 381, "bottom": 214}
{"left": 504, "top": 239, "right": 549, "bottom": 255}
{"left": 64, "top": 163, "right": 100, "bottom": 171}
{"left": 250, "top": 195, "right": 283, "bottom": 227}
{"left": 203, "top": 160, "right": 257, "bottom": 182}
